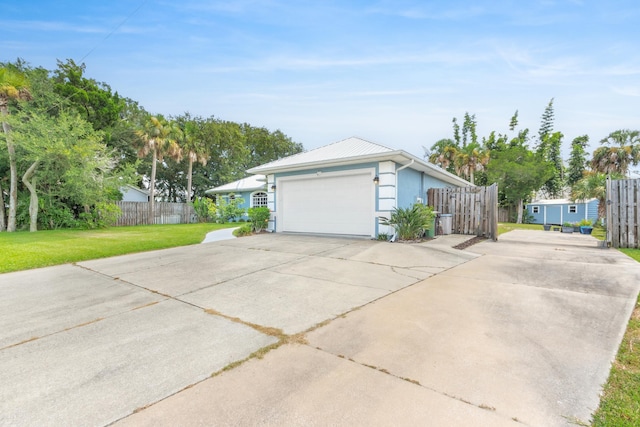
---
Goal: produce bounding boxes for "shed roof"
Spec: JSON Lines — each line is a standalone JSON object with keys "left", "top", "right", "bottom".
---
{"left": 247, "top": 136, "right": 471, "bottom": 187}
{"left": 528, "top": 198, "right": 598, "bottom": 205}
{"left": 205, "top": 174, "right": 266, "bottom": 194}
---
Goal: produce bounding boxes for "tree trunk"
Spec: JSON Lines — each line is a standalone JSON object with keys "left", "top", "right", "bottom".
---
{"left": 22, "top": 160, "right": 39, "bottom": 232}
{"left": 187, "top": 158, "right": 193, "bottom": 202}
{"left": 1, "top": 104, "right": 18, "bottom": 232}
{"left": 0, "top": 178, "right": 5, "bottom": 231}
{"left": 516, "top": 199, "right": 524, "bottom": 224}
{"left": 148, "top": 148, "right": 157, "bottom": 225}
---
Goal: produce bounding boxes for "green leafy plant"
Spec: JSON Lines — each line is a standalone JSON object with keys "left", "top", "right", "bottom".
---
{"left": 380, "top": 204, "right": 435, "bottom": 241}
{"left": 216, "top": 194, "right": 245, "bottom": 222}
{"left": 247, "top": 206, "right": 270, "bottom": 232}
{"left": 233, "top": 223, "right": 253, "bottom": 237}
{"left": 578, "top": 218, "right": 593, "bottom": 227}
{"left": 376, "top": 233, "right": 389, "bottom": 241}
{"left": 192, "top": 197, "right": 216, "bottom": 223}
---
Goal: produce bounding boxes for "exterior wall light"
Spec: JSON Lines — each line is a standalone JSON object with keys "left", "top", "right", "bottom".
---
{"left": 373, "top": 176, "right": 379, "bottom": 185}
{"left": 271, "top": 184, "right": 276, "bottom": 191}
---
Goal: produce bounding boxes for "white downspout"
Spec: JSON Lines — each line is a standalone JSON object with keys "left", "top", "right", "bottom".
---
{"left": 395, "top": 159, "right": 415, "bottom": 208}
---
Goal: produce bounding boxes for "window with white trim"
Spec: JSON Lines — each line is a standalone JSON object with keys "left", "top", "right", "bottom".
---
{"left": 252, "top": 191, "right": 268, "bottom": 207}
{"left": 568, "top": 205, "right": 577, "bottom": 214}
{"left": 532, "top": 206, "right": 539, "bottom": 214}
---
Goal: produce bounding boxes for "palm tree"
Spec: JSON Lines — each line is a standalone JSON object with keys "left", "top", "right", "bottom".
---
{"left": 0, "top": 66, "right": 31, "bottom": 232}
{"left": 453, "top": 142, "right": 490, "bottom": 185}
{"left": 571, "top": 171, "right": 622, "bottom": 221}
{"left": 426, "top": 138, "right": 458, "bottom": 174}
{"left": 136, "top": 115, "right": 182, "bottom": 223}
{"left": 591, "top": 129, "right": 640, "bottom": 177}
{"left": 176, "top": 118, "right": 208, "bottom": 201}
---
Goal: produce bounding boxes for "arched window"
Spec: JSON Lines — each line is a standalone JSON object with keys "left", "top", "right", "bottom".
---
{"left": 252, "top": 191, "right": 268, "bottom": 207}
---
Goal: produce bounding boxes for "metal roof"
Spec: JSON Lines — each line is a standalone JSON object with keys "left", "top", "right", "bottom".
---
{"left": 205, "top": 174, "right": 266, "bottom": 194}
{"left": 248, "top": 137, "right": 393, "bottom": 172}
{"left": 247, "top": 136, "right": 471, "bottom": 187}
{"left": 529, "top": 198, "right": 598, "bottom": 205}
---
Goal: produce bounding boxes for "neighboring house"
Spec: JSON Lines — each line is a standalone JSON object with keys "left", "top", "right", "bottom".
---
{"left": 526, "top": 198, "right": 599, "bottom": 225}
{"left": 120, "top": 185, "right": 150, "bottom": 202}
{"left": 204, "top": 174, "right": 269, "bottom": 217}
{"left": 217, "top": 136, "right": 470, "bottom": 238}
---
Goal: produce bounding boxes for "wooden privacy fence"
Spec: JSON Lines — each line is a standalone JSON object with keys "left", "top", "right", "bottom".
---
{"left": 114, "top": 202, "right": 195, "bottom": 226}
{"left": 606, "top": 178, "right": 640, "bottom": 249}
{"left": 427, "top": 184, "right": 499, "bottom": 241}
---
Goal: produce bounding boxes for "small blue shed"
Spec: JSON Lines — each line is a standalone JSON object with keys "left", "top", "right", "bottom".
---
{"left": 526, "top": 198, "right": 599, "bottom": 225}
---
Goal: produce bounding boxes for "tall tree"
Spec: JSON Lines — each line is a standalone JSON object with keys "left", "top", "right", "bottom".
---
{"left": 0, "top": 65, "right": 31, "bottom": 232}
{"left": 426, "top": 138, "right": 458, "bottom": 173}
{"left": 591, "top": 129, "right": 640, "bottom": 176}
{"left": 175, "top": 114, "right": 208, "bottom": 202}
{"left": 453, "top": 142, "right": 490, "bottom": 185}
{"left": 487, "top": 141, "right": 553, "bottom": 223}
{"left": 566, "top": 135, "right": 589, "bottom": 187}
{"left": 135, "top": 115, "right": 182, "bottom": 223}
{"left": 541, "top": 131, "right": 564, "bottom": 198}
{"left": 537, "top": 98, "right": 555, "bottom": 151}
{"left": 9, "top": 108, "right": 121, "bottom": 231}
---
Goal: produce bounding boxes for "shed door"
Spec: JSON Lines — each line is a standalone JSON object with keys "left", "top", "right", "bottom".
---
{"left": 278, "top": 171, "right": 374, "bottom": 236}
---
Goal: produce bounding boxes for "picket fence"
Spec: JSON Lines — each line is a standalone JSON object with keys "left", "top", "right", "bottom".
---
{"left": 114, "top": 202, "right": 195, "bottom": 226}
{"left": 606, "top": 178, "right": 640, "bottom": 249}
{"left": 427, "top": 184, "right": 499, "bottom": 241}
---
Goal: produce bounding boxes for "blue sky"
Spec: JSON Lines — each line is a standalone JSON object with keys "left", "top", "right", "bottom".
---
{"left": 2, "top": 0, "right": 639, "bottom": 162}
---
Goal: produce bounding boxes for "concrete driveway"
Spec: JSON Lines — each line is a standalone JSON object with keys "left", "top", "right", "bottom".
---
{"left": 1, "top": 231, "right": 639, "bottom": 426}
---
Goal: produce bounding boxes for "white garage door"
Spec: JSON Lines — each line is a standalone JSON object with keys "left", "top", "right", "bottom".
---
{"left": 278, "top": 171, "right": 374, "bottom": 236}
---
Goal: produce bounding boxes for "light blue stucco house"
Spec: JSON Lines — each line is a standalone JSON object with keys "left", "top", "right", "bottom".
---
{"left": 526, "top": 198, "right": 599, "bottom": 225}
{"left": 205, "top": 175, "right": 269, "bottom": 220}
{"left": 209, "top": 136, "right": 470, "bottom": 238}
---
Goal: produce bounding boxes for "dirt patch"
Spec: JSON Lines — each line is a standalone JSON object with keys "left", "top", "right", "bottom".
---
{"left": 453, "top": 236, "right": 487, "bottom": 250}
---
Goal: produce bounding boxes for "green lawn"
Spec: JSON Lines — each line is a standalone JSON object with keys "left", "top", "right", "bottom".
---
{"left": 0, "top": 223, "right": 237, "bottom": 274}
{"left": 497, "top": 222, "right": 545, "bottom": 235}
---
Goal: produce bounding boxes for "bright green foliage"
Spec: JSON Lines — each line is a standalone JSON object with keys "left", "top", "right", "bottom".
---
{"left": 571, "top": 171, "right": 623, "bottom": 220}
{"left": 233, "top": 223, "right": 253, "bottom": 237}
{"left": 487, "top": 142, "right": 553, "bottom": 223}
{"left": 52, "top": 59, "right": 124, "bottom": 132}
{"left": 77, "top": 202, "right": 122, "bottom": 229}
{"left": 192, "top": 197, "right": 216, "bottom": 222}
{"left": 381, "top": 204, "right": 435, "bottom": 241}
{"left": 566, "top": 135, "right": 589, "bottom": 187}
{"left": 216, "top": 194, "right": 245, "bottom": 222}
{"left": 0, "top": 223, "right": 237, "bottom": 273}
{"left": 540, "top": 131, "right": 564, "bottom": 198}
{"left": 248, "top": 206, "right": 270, "bottom": 232}
{"left": 591, "top": 291, "right": 640, "bottom": 427}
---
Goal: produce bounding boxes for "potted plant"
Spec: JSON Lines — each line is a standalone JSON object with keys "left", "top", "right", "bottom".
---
{"left": 572, "top": 222, "right": 581, "bottom": 233}
{"left": 543, "top": 224, "right": 551, "bottom": 231}
{"left": 561, "top": 222, "right": 574, "bottom": 233}
{"left": 578, "top": 219, "right": 594, "bottom": 235}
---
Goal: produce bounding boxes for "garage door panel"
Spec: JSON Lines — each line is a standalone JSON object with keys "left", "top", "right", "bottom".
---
{"left": 279, "top": 173, "right": 373, "bottom": 236}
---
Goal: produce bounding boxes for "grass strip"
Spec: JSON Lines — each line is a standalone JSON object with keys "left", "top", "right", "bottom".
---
{"left": 0, "top": 223, "right": 236, "bottom": 274}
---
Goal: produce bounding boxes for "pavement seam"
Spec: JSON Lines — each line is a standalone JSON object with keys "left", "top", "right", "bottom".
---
{"left": 313, "top": 346, "right": 526, "bottom": 425}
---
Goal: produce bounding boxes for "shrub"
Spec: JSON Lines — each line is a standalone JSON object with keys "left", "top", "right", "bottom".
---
{"left": 578, "top": 218, "right": 593, "bottom": 227}
{"left": 216, "top": 194, "right": 245, "bottom": 222}
{"left": 248, "top": 206, "right": 270, "bottom": 232}
{"left": 233, "top": 223, "right": 253, "bottom": 237}
{"left": 78, "top": 202, "right": 122, "bottom": 229}
{"left": 380, "top": 204, "right": 435, "bottom": 241}
{"left": 192, "top": 197, "right": 216, "bottom": 223}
